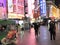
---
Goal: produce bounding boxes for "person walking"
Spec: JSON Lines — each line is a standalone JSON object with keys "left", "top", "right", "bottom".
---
{"left": 33, "top": 22, "right": 40, "bottom": 37}
{"left": 49, "top": 19, "right": 56, "bottom": 40}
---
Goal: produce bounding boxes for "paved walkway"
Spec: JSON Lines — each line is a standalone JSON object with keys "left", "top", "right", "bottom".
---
{"left": 17, "top": 26, "right": 60, "bottom": 45}
{"left": 17, "top": 28, "right": 37, "bottom": 45}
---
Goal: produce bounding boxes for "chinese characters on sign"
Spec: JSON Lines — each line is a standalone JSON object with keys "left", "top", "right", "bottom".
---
{"left": 8, "top": 0, "right": 24, "bottom": 19}
{"left": 39, "top": 0, "right": 46, "bottom": 17}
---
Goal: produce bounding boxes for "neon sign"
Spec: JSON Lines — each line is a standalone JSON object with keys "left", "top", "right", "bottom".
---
{"left": 39, "top": 0, "right": 46, "bottom": 17}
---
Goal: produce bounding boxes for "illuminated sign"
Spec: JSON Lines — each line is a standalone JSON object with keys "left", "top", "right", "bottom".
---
{"left": 8, "top": 0, "right": 13, "bottom": 12}
{"left": 50, "top": 5, "right": 59, "bottom": 18}
{"left": 8, "top": 0, "right": 24, "bottom": 19}
{"left": 0, "top": 0, "right": 7, "bottom": 19}
{"left": 39, "top": 0, "right": 46, "bottom": 17}
{"left": 28, "top": 0, "right": 34, "bottom": 18}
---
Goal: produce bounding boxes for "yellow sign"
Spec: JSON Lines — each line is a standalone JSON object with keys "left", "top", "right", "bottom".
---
{"left": 8, "top": 13, "right": 24, "bottom": 19}
{"left": 51, "top": 5, "right": 59, "bottom": 18}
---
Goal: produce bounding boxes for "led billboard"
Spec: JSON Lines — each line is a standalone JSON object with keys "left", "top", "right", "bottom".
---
{"left": 28, "top": 0, "right": 34, "bottom": 18}
{"left": 39, "top": 0, "right": 46, "bottom": 17}
{"left": 8, "top": 0, "right": 24, "bottom": 19}
{"left": 0, "top": 0, "right": 6, "bottom": 19}
{"left": 8, "top": 0, "right": 13, "bottom": 12}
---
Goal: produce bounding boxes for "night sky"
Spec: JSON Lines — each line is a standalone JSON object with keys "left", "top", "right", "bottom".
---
{"left": 55, "top": 0, "right": 60, "bottom": 7}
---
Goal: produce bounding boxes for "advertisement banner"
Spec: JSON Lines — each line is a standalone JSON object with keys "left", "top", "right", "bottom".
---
{"left": 8, "top": 0, "right": 24, "bottom": 19}
{"left": 8, "top": 0, "right": 13, "bottom": 12}
{"left": 39, "top": 0, "right": 46, "bottom": 17}
{"left": 0, "top": 0, "right": 7, "bottom": 19}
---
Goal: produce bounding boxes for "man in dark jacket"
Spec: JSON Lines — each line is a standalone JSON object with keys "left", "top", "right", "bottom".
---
{"left": 33, "top": 22, "right": 40, "bottom": 37}
{"left": 49, "top": 19, "right": 56, "bottom": 40}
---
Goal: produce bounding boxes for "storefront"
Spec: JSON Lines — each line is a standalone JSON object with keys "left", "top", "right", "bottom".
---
{"left": 49, "top": 5, "right": 59, "bottom": 19}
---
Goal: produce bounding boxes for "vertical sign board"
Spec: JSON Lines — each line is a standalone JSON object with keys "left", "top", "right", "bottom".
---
{"left": 39, "top": 0, "right": 46, "bottom": 17}
{"left": 0, "top": 3, "right": 3, "bottom": 19}
{"left": 0, "top": 0, "right": 7, "bottom": 19}
{"left": 8, "top": 0, "right": 13, "bottom": 12}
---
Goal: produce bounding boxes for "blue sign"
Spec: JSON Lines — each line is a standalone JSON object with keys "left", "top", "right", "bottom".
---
{"left": 39, "top": 0, "right": 46, "bottom": 17}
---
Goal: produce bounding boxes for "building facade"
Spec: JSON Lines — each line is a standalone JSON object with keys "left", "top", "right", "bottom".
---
{"left": 46, "top": 0, "right": 59, "bottom": 19}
